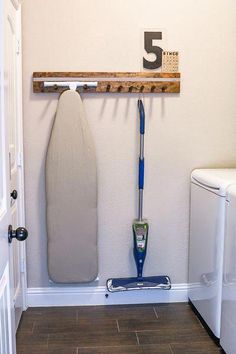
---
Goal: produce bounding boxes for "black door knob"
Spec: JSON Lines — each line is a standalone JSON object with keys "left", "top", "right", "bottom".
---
{"left": 10, "top": 190, "right": 18, "bottom": 200}
{"left": 8, "top": 225, "right": 28, "bottom": 243}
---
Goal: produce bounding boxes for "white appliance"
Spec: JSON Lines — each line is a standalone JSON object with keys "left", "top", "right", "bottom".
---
{"left": 189, "top": 169, "right": 236, "bottom": 338}
{"left": 220, "top": 185, "right": 236, "bottom": 354}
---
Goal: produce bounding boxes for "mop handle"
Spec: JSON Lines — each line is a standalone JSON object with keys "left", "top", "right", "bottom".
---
{"left": 138, "top": 100, "right": 145, "bottom": 221}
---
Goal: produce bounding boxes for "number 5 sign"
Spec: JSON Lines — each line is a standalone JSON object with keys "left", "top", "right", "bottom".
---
{"left": 142, "top": 30, "right": 166, "bottom": 70}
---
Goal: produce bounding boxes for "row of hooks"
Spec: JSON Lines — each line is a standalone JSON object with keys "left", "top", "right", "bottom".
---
{"left": 49, "top": 84, "right": 168, "bottom": 92}
{"left": 105, "top": 84, "right": 168, "bottom": 93}
{"left": 33, "top": 72, "right": 181, "bottom": 94}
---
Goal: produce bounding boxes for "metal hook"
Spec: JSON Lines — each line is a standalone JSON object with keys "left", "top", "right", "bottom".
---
{"left": 162, "top": 85, "right": 167, "bottom": 92}
{"left": 151, "top": 85, "right": 156, "bottom": 93}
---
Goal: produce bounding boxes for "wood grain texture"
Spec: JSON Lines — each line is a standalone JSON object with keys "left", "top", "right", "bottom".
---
{"left": 76, "top": 304, "right": 157, "bottom": 321}
{"left": 17, "top": 303, "right": 222, "bottom": 354}
{"left": 170, "top": 342, "right": 223, "bottom": 354}
{"left": 48, "top": 332, "right": 137, "bottom": 349}
{"left": 32, "top": 71, "right": 181, "bottom": 94}
{"left": 137, "top": 327, "right": 214, "bottom": 345}
{"left": 17, "top": 347, "right": 77, "bottom": 354}
{"left": 78, "top": 344, "right": 172, "bottom": 353}
{"left": 33, "top": 80, "right": 180, "bottom": 94}
{"left": 153, "top": 303, "right": 201, "bottom": 329}
{"left": 33, "top": 72, "right": 181, "bottom": 78}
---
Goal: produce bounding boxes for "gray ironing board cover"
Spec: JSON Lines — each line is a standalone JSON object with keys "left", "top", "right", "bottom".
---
{"left": 46, "top": 90, "right": 98, "bottom": 283}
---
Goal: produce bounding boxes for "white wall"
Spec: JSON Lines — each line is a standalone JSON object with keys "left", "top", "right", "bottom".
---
{"left": 22, "top": 0, "right": 236, "bottom": 288}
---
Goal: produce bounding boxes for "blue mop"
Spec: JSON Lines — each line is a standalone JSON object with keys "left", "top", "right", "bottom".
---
{"left": 106, "top": 100, "right": 171, "bottom": 292}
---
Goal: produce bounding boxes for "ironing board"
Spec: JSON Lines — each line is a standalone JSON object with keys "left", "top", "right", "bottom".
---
{"left": 46, "top": 90, "right": 98, "bottom": 283}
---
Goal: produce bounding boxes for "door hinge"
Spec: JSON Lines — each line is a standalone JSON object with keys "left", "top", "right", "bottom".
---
{"left": 17, "top": 152, "right": 23, "bottom": 167}
{"left": 16, "top": 39, "right": 20, "bottom": 55}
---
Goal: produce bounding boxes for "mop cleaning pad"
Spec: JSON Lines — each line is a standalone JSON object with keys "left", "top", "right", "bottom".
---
{"left": 46, "top": 90, "right": 98, "bottom": 283}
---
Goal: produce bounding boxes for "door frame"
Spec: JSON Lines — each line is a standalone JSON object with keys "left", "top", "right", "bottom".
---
{"left": 13, "top": 1, "right": 27, "bottom": 311}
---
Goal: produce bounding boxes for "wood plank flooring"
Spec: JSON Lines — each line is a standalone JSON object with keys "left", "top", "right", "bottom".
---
{"left": 16, "top": 303, "right": 224, "bottom": 354}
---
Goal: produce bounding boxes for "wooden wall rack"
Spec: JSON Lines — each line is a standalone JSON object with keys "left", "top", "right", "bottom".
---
{"left": 33, "top": 72, "right": 181, "bottom": 94}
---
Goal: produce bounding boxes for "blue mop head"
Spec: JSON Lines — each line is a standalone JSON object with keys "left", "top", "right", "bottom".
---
{"left": 106, "top": 275, "right": 171, "bottom": 292}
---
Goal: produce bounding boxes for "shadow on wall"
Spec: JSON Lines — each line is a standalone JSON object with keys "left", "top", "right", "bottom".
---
{"left": 97, "top": 94, "right": 169, "bottom": 121}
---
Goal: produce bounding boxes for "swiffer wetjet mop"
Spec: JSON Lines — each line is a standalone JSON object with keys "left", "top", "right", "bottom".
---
{"left": 107, "top": 100, "right": 171, "bottom": 292}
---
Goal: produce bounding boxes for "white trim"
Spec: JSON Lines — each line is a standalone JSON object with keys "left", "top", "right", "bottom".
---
{"left": 26, "top": 283, "right": 189, "bottom": 307}
{"left": 15, "top": 4, "right": 27, "bottom": 311}
{"left": 0, "top": 263, "right": 15, "bottom": 354}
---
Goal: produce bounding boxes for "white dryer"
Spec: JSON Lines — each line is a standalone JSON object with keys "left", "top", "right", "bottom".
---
{"left": 220, "top": 185, "right": 236, "bottom": 354}
{"left": 189, "top": 169, "right": 236, "bottom": 339}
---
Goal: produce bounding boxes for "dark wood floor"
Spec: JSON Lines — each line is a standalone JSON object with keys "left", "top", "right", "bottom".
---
{"left": 16, "top": 303, "right": 224, "bottom": 354}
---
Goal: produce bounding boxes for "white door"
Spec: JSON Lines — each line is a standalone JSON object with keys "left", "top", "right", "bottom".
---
{"left": 0, "top": 0, "right": 16, "bottom": 351}
{"left": 0, "top": 0, "right": 26, "bottom": 352}
{"left": 5, "top": 0, "right": 27, "bottom": 331}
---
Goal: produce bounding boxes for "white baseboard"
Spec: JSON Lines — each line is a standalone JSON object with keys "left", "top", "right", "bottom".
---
{"left": 26, "top": 283, "right": 189, "bottom": 307}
